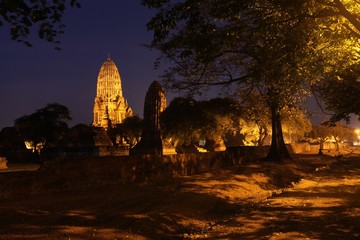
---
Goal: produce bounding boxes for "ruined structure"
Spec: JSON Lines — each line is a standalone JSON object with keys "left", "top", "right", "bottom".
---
{"left": 93, "top": 56, "right": 133, "bottom": 128}
{"left": 0, "top": 157, "right": 7, "bottom": 169}
{"left": 132, "top": 81, "right": 167, "bottom": 155}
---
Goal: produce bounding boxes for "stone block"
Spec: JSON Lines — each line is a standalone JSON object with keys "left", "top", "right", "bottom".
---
{"left": 0, "top": 157, "right": 8, "bottom": 169}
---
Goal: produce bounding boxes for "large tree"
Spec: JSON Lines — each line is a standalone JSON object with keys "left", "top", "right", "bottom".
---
{"left": 142, "top": 0, "right": 318, "bottom": 160}
{"left": 143, "top": 0, "right": 360, "bottom": 160}
{"left": 0, "top": 0, "right": 81, "bottom": 47}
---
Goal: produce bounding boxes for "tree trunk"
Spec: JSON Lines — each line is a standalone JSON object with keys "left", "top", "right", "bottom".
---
{"left": 266, "top": 106, "right": 290, "bottom": 161}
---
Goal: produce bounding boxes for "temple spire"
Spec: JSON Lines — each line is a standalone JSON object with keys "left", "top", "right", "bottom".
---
{"left": 93, "top": 56, "right": 133, "bottom": 128}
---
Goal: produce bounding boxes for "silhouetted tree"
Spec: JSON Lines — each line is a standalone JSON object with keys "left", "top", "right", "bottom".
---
{"left": 314, "top": 66, "right": 360, "bottom": 123}
{"left": 61, "top": 124, "right": 95, "bottom": 147}
{"left": 15, "top": 103, "right": 71, "bottom": 150}
{"left": 161, "top": 97, "right": 240, "bottom": 151}
{"left": 160, "top": 98, "right": 204, "bottom": 151}
{"left": 0, "top": 0, "right": 81, "bottom": 47}
{"left": 110, "top": 116, "right": 143, "bottom": 148}
{"left": 0, "top": 127, "right": 22, "bottom": 149}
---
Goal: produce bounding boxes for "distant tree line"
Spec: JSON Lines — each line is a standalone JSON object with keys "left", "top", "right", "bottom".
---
{"left": 0, "top": 103, "right": 142, "bottom": 162}
{"left": 160, "top": 97, "right": 312, "bottom": 152}
{"left": 0, "top": 100, "right": 357, "bottom": 162}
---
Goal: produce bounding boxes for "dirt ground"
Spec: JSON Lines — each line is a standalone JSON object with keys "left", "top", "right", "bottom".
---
{"left": 0, "top": 148, "right": 359, "bottom": 240}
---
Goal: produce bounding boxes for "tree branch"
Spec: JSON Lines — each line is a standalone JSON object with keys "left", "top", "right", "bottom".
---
{"left": 333, "top": 0, "right": 360, "bottom": 35}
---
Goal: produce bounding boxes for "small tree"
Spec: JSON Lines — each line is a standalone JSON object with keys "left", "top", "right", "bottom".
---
{"left": 15, "top": 103, "right": 71, "bottom": 152}
{"left": 160, "top": 98, "right": 207, "bottom": 151}
{"left": 61, "top": 124, "right": 95, "bottom": 147}
{"left": 110, "top": 116, "right": 143, "bottom": 148}
{"left": 238, "top": 92, "right": 271, "bottom": 146}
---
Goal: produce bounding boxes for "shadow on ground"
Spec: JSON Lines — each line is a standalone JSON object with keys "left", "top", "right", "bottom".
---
{"left": 0, "top": 154, "right": 359, "bottom": 239}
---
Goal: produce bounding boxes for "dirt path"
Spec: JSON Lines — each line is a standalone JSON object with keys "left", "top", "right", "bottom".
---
{"left": 206, "top": 155, "right": 360, "bottom": 239}
{"left": 0, "top": 153, "right": 359, "bottom": 240}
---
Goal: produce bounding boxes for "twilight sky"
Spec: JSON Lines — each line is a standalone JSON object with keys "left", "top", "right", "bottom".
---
{"left": 0, "top": 1, "right": 165, "bottom": 129}
{"left": 0, "top": 1, "right": 359, "bottom": 130}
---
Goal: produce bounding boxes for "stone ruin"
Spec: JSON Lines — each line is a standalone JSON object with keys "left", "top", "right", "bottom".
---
{"left": 131, "top": 81, "right": 169, "bottom": 155}
{"left": 0, "top": 157, "right": 7, "bottom": 169}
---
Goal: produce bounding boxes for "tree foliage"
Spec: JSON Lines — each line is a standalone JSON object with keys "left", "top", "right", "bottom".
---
{"left": 314, "top": 65, "right": 360, "bottom": 123}
{"left": 309, "top": 0, "right": 360, "bottom": 38}
{"left": 142, "top": 0, "right": 360, "bottom": 160}
{"left": 306, "top": 1, "right": 360, "bottom": 123}
{"left": 237, "top": 93, "right": 311, "bottom": 146}
{"left": 0, "top": 127, "right": 23, "bottom": 150}
{"left": 236, "top": 92, "right": 271, "bottom": 146}
{"left": 281, "top": 107, "right": 313, "bottom": 138}
{"left": 14, "top": 103, "right": 71, "bottom": 148}
{"left": 109, "top": 116, "right": 143, "bottom": 148}
{"left": 308, "top": 123, "right": 358, "bottom": 152}
{"left": 0, "top": 0, "right": 81, "bottom": 47}
{"left": 160, "top": 97, "right": 240, "bottom": 151}
{"left": 61, "top": 124, "right": 95, "bottom": 147}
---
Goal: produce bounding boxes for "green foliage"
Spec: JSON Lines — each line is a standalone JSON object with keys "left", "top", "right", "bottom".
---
{"left": 14, "top": 103, "right": 71, "bottom": 147}
{"left": 0, "top": 0, "right": 81, "bottom": 48}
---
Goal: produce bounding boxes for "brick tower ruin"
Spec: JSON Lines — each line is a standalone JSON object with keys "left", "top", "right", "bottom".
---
{"left": 132, "top": 81, "right": 167, "bottom": 155}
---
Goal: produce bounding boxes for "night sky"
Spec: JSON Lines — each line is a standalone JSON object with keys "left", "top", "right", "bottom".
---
{"left": 0, "top": 1, "right": 359, "bottom": 130}
{"left": 0, "top": 1, "right": 164, "bottom": 129}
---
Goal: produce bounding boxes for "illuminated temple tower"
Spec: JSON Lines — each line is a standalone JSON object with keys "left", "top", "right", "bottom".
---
{"left": 93, "top": 56, "right": 133, "bottom": 128}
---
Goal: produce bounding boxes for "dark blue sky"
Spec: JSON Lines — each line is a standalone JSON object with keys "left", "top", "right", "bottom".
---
{"left": 0, "top": 1, "right": 359, "bottom": 130}
{"left": 0, "top": 1, "right": 164, "bottom": 129}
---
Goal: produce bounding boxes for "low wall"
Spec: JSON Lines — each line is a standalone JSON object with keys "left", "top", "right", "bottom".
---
{"left": 43, "top": 146, "right": 129, "bottom": 158}
{"left": 290, "top": 142, "right": 350, "bottom": 154}
{"left": 40, "top": 146, "right": 269, "bottom": 185}
{"left": 0, "top": 146, "right": 268, "bottom": 198}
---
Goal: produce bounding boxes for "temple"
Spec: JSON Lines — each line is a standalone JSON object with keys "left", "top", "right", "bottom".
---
{"left": 93, "top": 56, "right": 133, "bottom": 129}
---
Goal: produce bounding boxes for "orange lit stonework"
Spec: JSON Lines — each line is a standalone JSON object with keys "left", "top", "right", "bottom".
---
{"left": 93, "top": 57, "right": 133, "bottom": 129}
